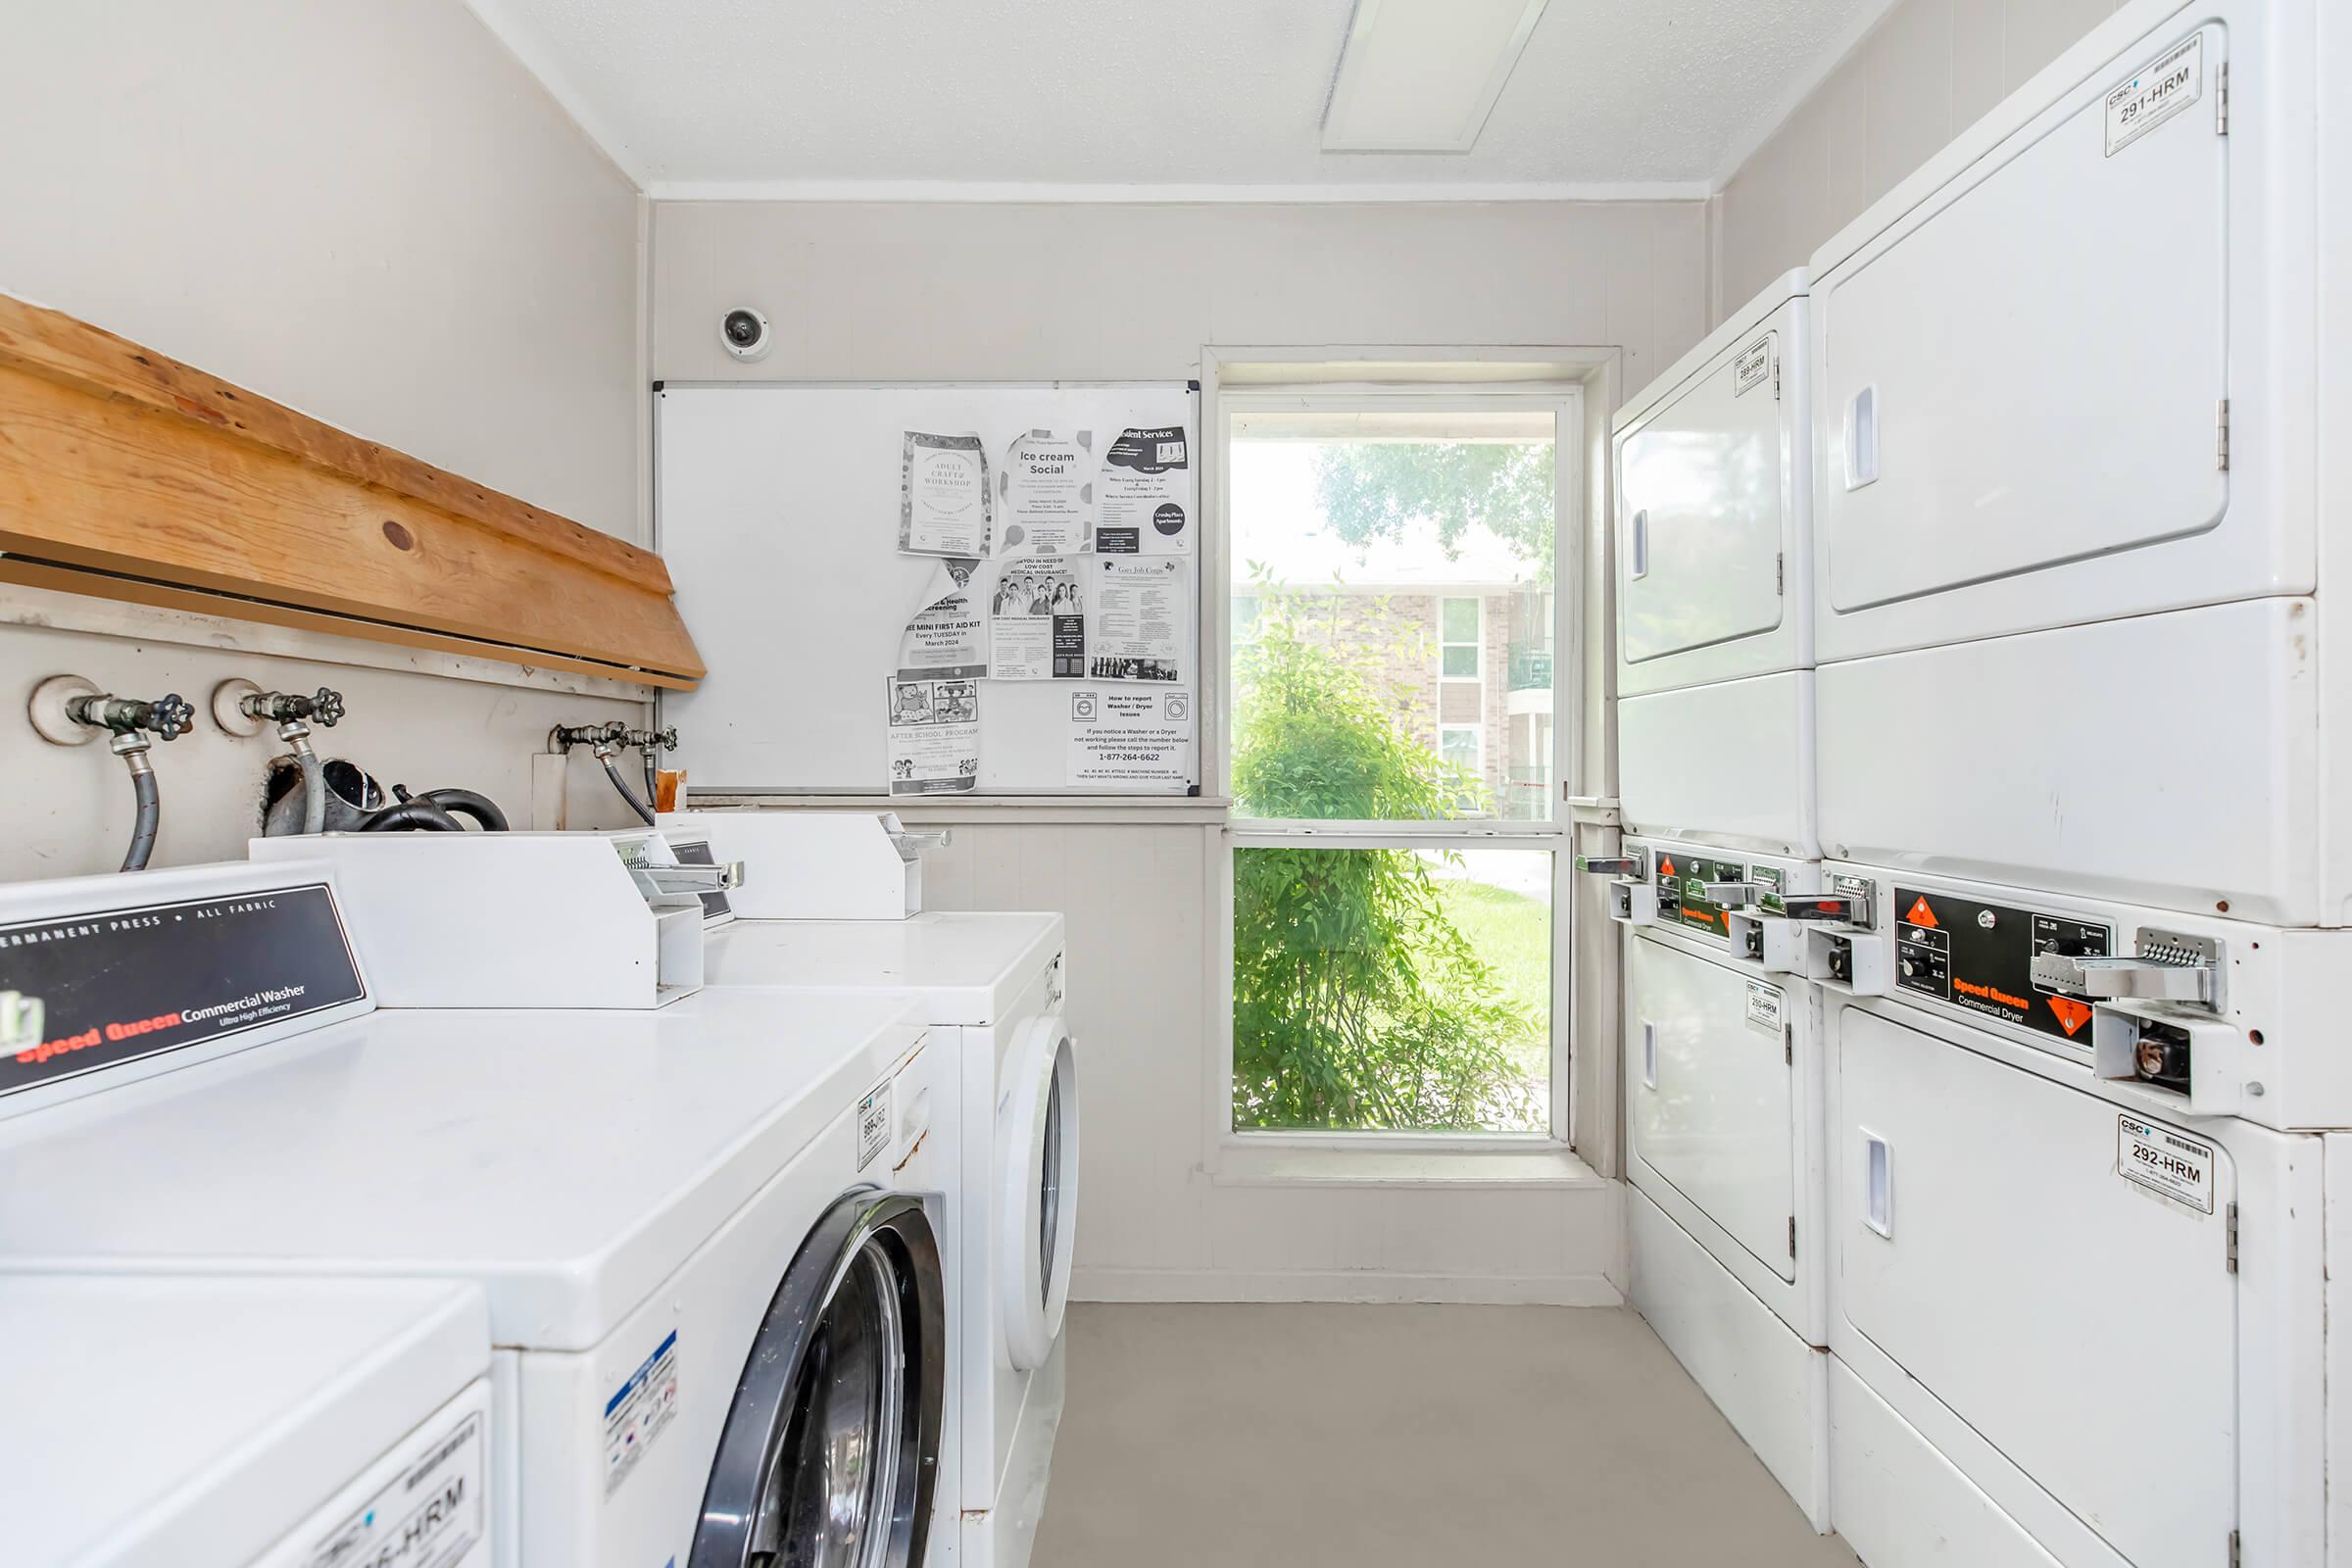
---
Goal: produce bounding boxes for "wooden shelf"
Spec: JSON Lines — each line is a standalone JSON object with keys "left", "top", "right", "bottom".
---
{"left": 0, "top": 293, "right": 703, "bottom": 689}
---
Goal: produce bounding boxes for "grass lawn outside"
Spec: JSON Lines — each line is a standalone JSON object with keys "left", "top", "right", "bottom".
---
{"left": 1431, "top": 876, "right": 1553, "bottom": 1092}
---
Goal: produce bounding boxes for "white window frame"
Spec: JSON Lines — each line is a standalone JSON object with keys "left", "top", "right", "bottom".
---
{"left": 1208, "top": 381, "right": 1583, "bottom": 1155}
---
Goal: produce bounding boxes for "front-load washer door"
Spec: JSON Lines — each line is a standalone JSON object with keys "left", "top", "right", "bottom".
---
{"left": 1000, "top": 1014, "right": 1079, "bottom": 1372}
{"left": 691, "top": 1191, "right": 946, "bottom": 1568}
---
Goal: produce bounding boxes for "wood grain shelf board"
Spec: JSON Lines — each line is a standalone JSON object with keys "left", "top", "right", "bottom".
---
{"left": 0, "top": 292, "right": 702, "bottom": 685}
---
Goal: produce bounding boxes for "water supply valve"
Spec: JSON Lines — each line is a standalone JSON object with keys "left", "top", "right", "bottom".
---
{"left": 245, "top": 686, "right": 345, "bottom": 732}
{"left": 65, "top": 691, "right": 194, "bottom": 747}
{"left": 551, "top": 720, "right": 629, "bottom": 753}
{"left": 30, "top": 679, "right": 192, "bottom": 872}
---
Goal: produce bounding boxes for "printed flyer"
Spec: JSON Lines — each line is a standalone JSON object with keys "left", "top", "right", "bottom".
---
{"left": 1066, "top": 686, "right": 1194, "bottom": 789}
{"left": 899, "top": 430, "right": 994, "bottom": 557}
{"left": 1087, "top": 556, "right": 1188, "bottom": 682}
{"left": 989, "top": 562, "right": 1086, "bottom": 681}
{"left": 885, "top": 675, "right": 980, "bottom": 794}
{"left": 998, "top": 429, "right": 1095, "bottom": 559}
{"left": 1096, "top": 425, "right": 1191, "bottom": 554}
{"left": 898, "top": 558, "right": 987, "bottom": 679}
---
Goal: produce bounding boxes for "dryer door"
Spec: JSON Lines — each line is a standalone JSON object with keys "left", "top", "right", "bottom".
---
{"left": 691, "top": 1191, "right": 946, "bottom": 1568}
{"left": 1617, "top": 323, "right": 1790, "bottom": 679}
{"left": 1000, "top": 1013, "right": 1079, "bottom": 1371}
{"left": 1837, "top": 1007, "right": 2235, "bottom": 1568}
{"left": 1627, "top": 935, "right": 1797, "bottom": 1284}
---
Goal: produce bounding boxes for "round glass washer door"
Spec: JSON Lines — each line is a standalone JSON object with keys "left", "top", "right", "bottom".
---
{"left": 1001, "top": 1014, "right": 1079, "bottom": 1371}
{"left": 691, "top": 1190, "right": 945, "bottom": 1568}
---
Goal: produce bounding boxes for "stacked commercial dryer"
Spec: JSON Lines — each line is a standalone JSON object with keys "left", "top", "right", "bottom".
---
{"left": 1616, "top": 0, "right": 2342, "bottom": 1565}
{"left": 1592, "top": 268, "right": 1833, "bottom": 1530}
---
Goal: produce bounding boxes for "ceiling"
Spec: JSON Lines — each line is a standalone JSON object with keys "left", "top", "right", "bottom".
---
{"left": 466, "top": 0, "right": 1896, "bottom": 198}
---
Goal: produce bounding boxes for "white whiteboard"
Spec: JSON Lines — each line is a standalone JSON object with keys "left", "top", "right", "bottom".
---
{"left": 656, "top": 383, "right": 1200, "bottom": 795}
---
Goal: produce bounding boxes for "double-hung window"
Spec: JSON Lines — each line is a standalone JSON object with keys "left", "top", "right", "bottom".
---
{"left": 1218, "top": 388, "right": 1578, "bottom": 1143}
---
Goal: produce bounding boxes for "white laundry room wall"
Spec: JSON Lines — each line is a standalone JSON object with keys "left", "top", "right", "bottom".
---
{"left": 0, "top": 0, "right": 654, "bottom": 880}
{"left": 649, "top": 198, "right": 1713, "bottom": 1301}
{"left": 1711, "top": 0, "right": 2132, "bottom": 317}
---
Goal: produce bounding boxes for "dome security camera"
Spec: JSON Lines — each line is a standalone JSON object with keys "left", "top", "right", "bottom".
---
{"left": 720, "top": 307, "right": 772, "bottom": 363}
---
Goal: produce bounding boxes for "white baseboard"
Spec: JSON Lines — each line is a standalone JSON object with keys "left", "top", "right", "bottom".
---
{"left": 1070, "top": 1268, "right": 1626, "bottom": 1306}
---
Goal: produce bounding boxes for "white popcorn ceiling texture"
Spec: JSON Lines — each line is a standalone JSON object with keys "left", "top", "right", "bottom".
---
{"left": 466, "top": 0, "right": 1895, "bottom": 189}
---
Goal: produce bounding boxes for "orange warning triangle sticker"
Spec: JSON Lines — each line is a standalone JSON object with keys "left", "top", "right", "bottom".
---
{"left": 1660, "top": 857, "right": 1677, "bottom": 876}
{"left": 1906, "top": 896, "right": 1938, "bottom": 929}
{"left": 2048, "top": 996, "right": 2093, "bottom": 1036}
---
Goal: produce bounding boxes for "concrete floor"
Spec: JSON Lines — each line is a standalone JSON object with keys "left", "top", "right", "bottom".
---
{"left": 1032, "top": 1302, "right": 1860, "bottom": 1568}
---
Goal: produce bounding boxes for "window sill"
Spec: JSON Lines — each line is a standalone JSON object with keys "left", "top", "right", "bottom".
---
{"left": 1208, "top": 1142, "right": 1607, "bottom": 1191}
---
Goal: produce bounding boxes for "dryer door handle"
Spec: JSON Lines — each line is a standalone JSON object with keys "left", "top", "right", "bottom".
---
{"left": 1861, "top": 1129, "right": 1893, "bottom": 1237}
{"left": 1844, "top": 385, "right": 1881, "bottom": 490}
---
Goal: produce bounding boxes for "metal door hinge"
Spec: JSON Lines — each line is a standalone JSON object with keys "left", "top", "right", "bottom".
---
{"left": 2226, "top": 1202, "right": 2238, "bottom": 1272}
{"left": 2217, "top": 401, "right": 2230, "bottom": 470}
{"left": 2230, "top": 1527, "right": 2241, "bottom": 1566}
{"left": 1773, "top": 358, "right": 1783, "bottom": 400}
{"left": 1775, "top": 552, "right": 1786, "bottom": 596}
{"left": 1784, "top": 1024, "right": 1793, "bottom": 1066}
{"left": 2217, "top": 64, "right": 2230, "bottom": 134}
{"left": 1788, "top": 1216, "right": 1797, "bottom": 1258}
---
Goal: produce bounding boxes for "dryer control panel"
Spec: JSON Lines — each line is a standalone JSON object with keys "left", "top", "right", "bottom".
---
{"left": 1890, "top": 887, "right": 2111, "bottom": 1048}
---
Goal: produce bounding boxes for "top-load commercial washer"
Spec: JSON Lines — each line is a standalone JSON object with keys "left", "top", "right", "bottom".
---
{"left": 0, "top": 857, "right": 949, "bottom": 1568}
{"left": 662, "top": 808, "right": 1077, "bottom": 1568}
{"left": 3, "top": 1274, "right": 492, "bottom": 1568}
{"left": 1612, "top": 270, "right": 1817, "bottom": 859}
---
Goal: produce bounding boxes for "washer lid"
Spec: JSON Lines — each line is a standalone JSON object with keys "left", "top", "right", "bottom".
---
{"left": 2, "top": 1274, "right": 486, "bottom": 1567}
{"left": 0, "top": 988, "right": 924, "bottom": 1350}
{"left": 703, "top": 911, "right": 1062, "bottom": 1026}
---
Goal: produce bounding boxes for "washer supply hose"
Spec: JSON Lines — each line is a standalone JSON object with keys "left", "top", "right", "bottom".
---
{"left": 297, "top": 747, "right": 327, "bottom": 836}
{"left": 122, "top": 762, "right": 160, "bottom": 873}
{"left": 601, "top": 751, "right": 657, "bottom": 825}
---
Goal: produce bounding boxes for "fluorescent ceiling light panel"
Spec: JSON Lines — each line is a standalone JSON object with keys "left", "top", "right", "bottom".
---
{"left": 1320, "top": 0, "right": 1552, "bottom": 153}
